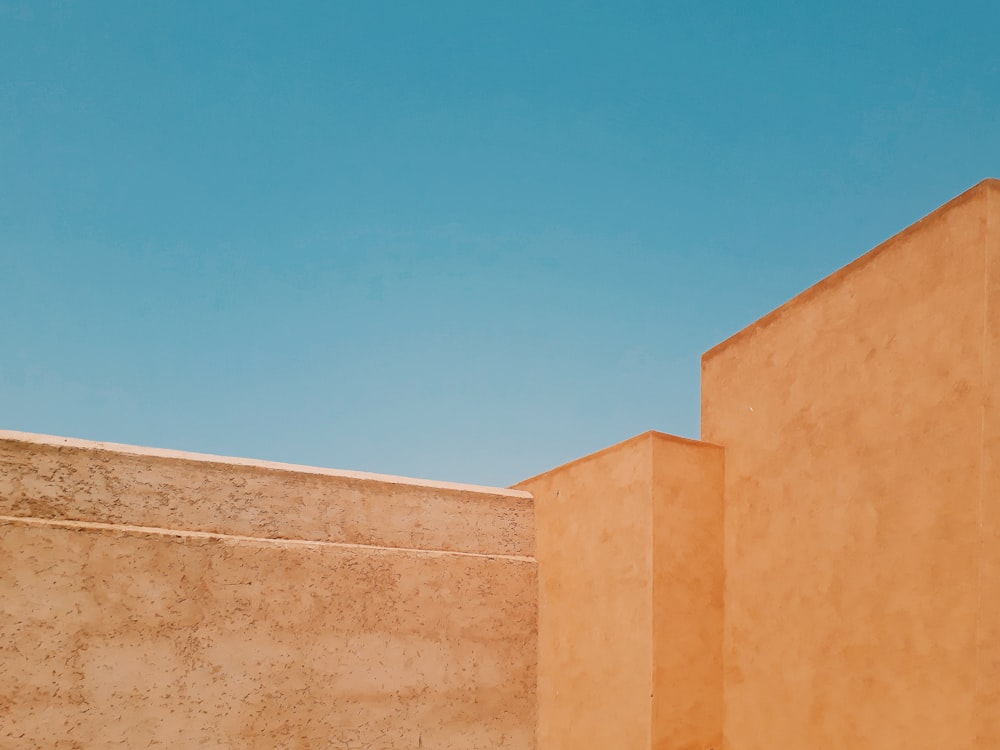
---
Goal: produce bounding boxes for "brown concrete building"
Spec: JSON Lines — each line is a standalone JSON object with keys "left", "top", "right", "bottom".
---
{"left": 2, "top": 179, "right": 998, "bottom": 748}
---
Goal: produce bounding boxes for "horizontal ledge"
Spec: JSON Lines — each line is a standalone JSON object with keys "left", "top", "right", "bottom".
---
{"left": 0, "top": 514, "right": 537, "bottom": 563}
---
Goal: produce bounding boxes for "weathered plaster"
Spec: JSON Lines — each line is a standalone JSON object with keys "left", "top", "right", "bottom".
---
{"left": 0, "top": 430, "right": 533, "bottom": 557}
{"left": 0, "top": 433, "right": 537, "bottom": 749}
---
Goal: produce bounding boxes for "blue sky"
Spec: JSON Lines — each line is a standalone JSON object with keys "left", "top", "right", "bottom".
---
{"left": 2, "top": 1, "right": 999, "bottom": 486}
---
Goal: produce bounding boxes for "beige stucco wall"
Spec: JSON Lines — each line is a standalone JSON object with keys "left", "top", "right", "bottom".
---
{"left": 515, "top": 432, "right": 723, "bottom": 750}
{"left": 0, "top": 432, "right": 537, "bottom": 749}
{"left": 702, "top": 179, "right": 1000, "bottom": 750}
{"left": 0, "top": 431, "right": 533, "bottom": 557}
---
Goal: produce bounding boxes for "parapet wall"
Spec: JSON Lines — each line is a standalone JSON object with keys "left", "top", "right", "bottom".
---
{"left": 0, "top": 431, "right": 537, "bottom": 749}
{"left": 0, "top": 431, "right": 533, "bottom": 556}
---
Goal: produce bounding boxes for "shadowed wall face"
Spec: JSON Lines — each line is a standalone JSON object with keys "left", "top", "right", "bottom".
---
{"left": 650, "top": 437, "right": 723, "bottom": 750}
{"left": 516, "top": 432, "right": 723, "bottom": 750}
{"left": 0, "top": 434, "right": 537, "bottom": 749}
{"left": 702, "top": 180, "right": 1000, "bottom": 750}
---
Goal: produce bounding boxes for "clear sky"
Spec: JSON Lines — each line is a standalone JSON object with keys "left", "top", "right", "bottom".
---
{"left": 2, "top": 1, "right": 999, "bottom": 486}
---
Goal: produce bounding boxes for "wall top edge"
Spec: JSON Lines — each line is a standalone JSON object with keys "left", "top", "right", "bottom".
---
{"left": 702, "top": 177, "right": 1000, "bottom": 364}
{"left": 0, "top": 429, "right": 532, "bottom": 500}
{"left": 512, "top": 429, "right": 722, "bottom": 488}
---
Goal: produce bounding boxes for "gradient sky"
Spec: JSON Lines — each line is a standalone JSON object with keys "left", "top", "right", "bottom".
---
{"left": 3, "top": 1, "right": 999, "bottom": 486}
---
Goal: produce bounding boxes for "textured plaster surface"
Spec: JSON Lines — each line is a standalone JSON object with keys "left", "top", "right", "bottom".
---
{"left": 702, "top": 179, "right": 1000, "bottom": 749}
{"left": 0, "top": 430, "right": 533, "bottom": 557}
{"left": 0, "top": 433, "right": 537, "bottom": 749}
{"left": 515, "top": 432, "right": 723, "bottom": 750}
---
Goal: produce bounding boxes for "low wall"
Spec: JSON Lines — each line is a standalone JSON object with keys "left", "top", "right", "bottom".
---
{"left": 0, "top": 432, "right": 533, "bottom": 556}
{"left": 0, "top": 431, "right": 537, "bottom": 749}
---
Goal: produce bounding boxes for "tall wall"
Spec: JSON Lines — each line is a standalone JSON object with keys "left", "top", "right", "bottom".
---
{"left": 0, "top": 431, "right": 537, "bottom": 749}
{"left": 515, "top": 432, "right": 723, "bottom": 750}
{"left": 702, "top": 179, "right": 1000, "bottom": 750}
{"left": 977, "top": 181, "right": 1000, "bottom": 749}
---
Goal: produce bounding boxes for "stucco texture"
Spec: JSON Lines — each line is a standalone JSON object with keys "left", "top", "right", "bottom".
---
{"left": 0, "top": 431, "right": 533, "bottom": 557}
{"left": 0, "top": 433, "right": 537, "bottom": 749}
{"left": 515, "top": 432, "right": 723, "bottom": 750}
{"left": 702, "top": 179, "right": 1000, "bottom": 750}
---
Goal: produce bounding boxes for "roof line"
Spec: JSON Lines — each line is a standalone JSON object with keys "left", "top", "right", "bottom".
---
{"left": 0, "top": 429, "right": 532, "bottom": 500}
{"left": 512, "top": 429, "right": 721, "bottom": 488}
{"left": 703, "top": 178, "right": 1000, "bottom": 362}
